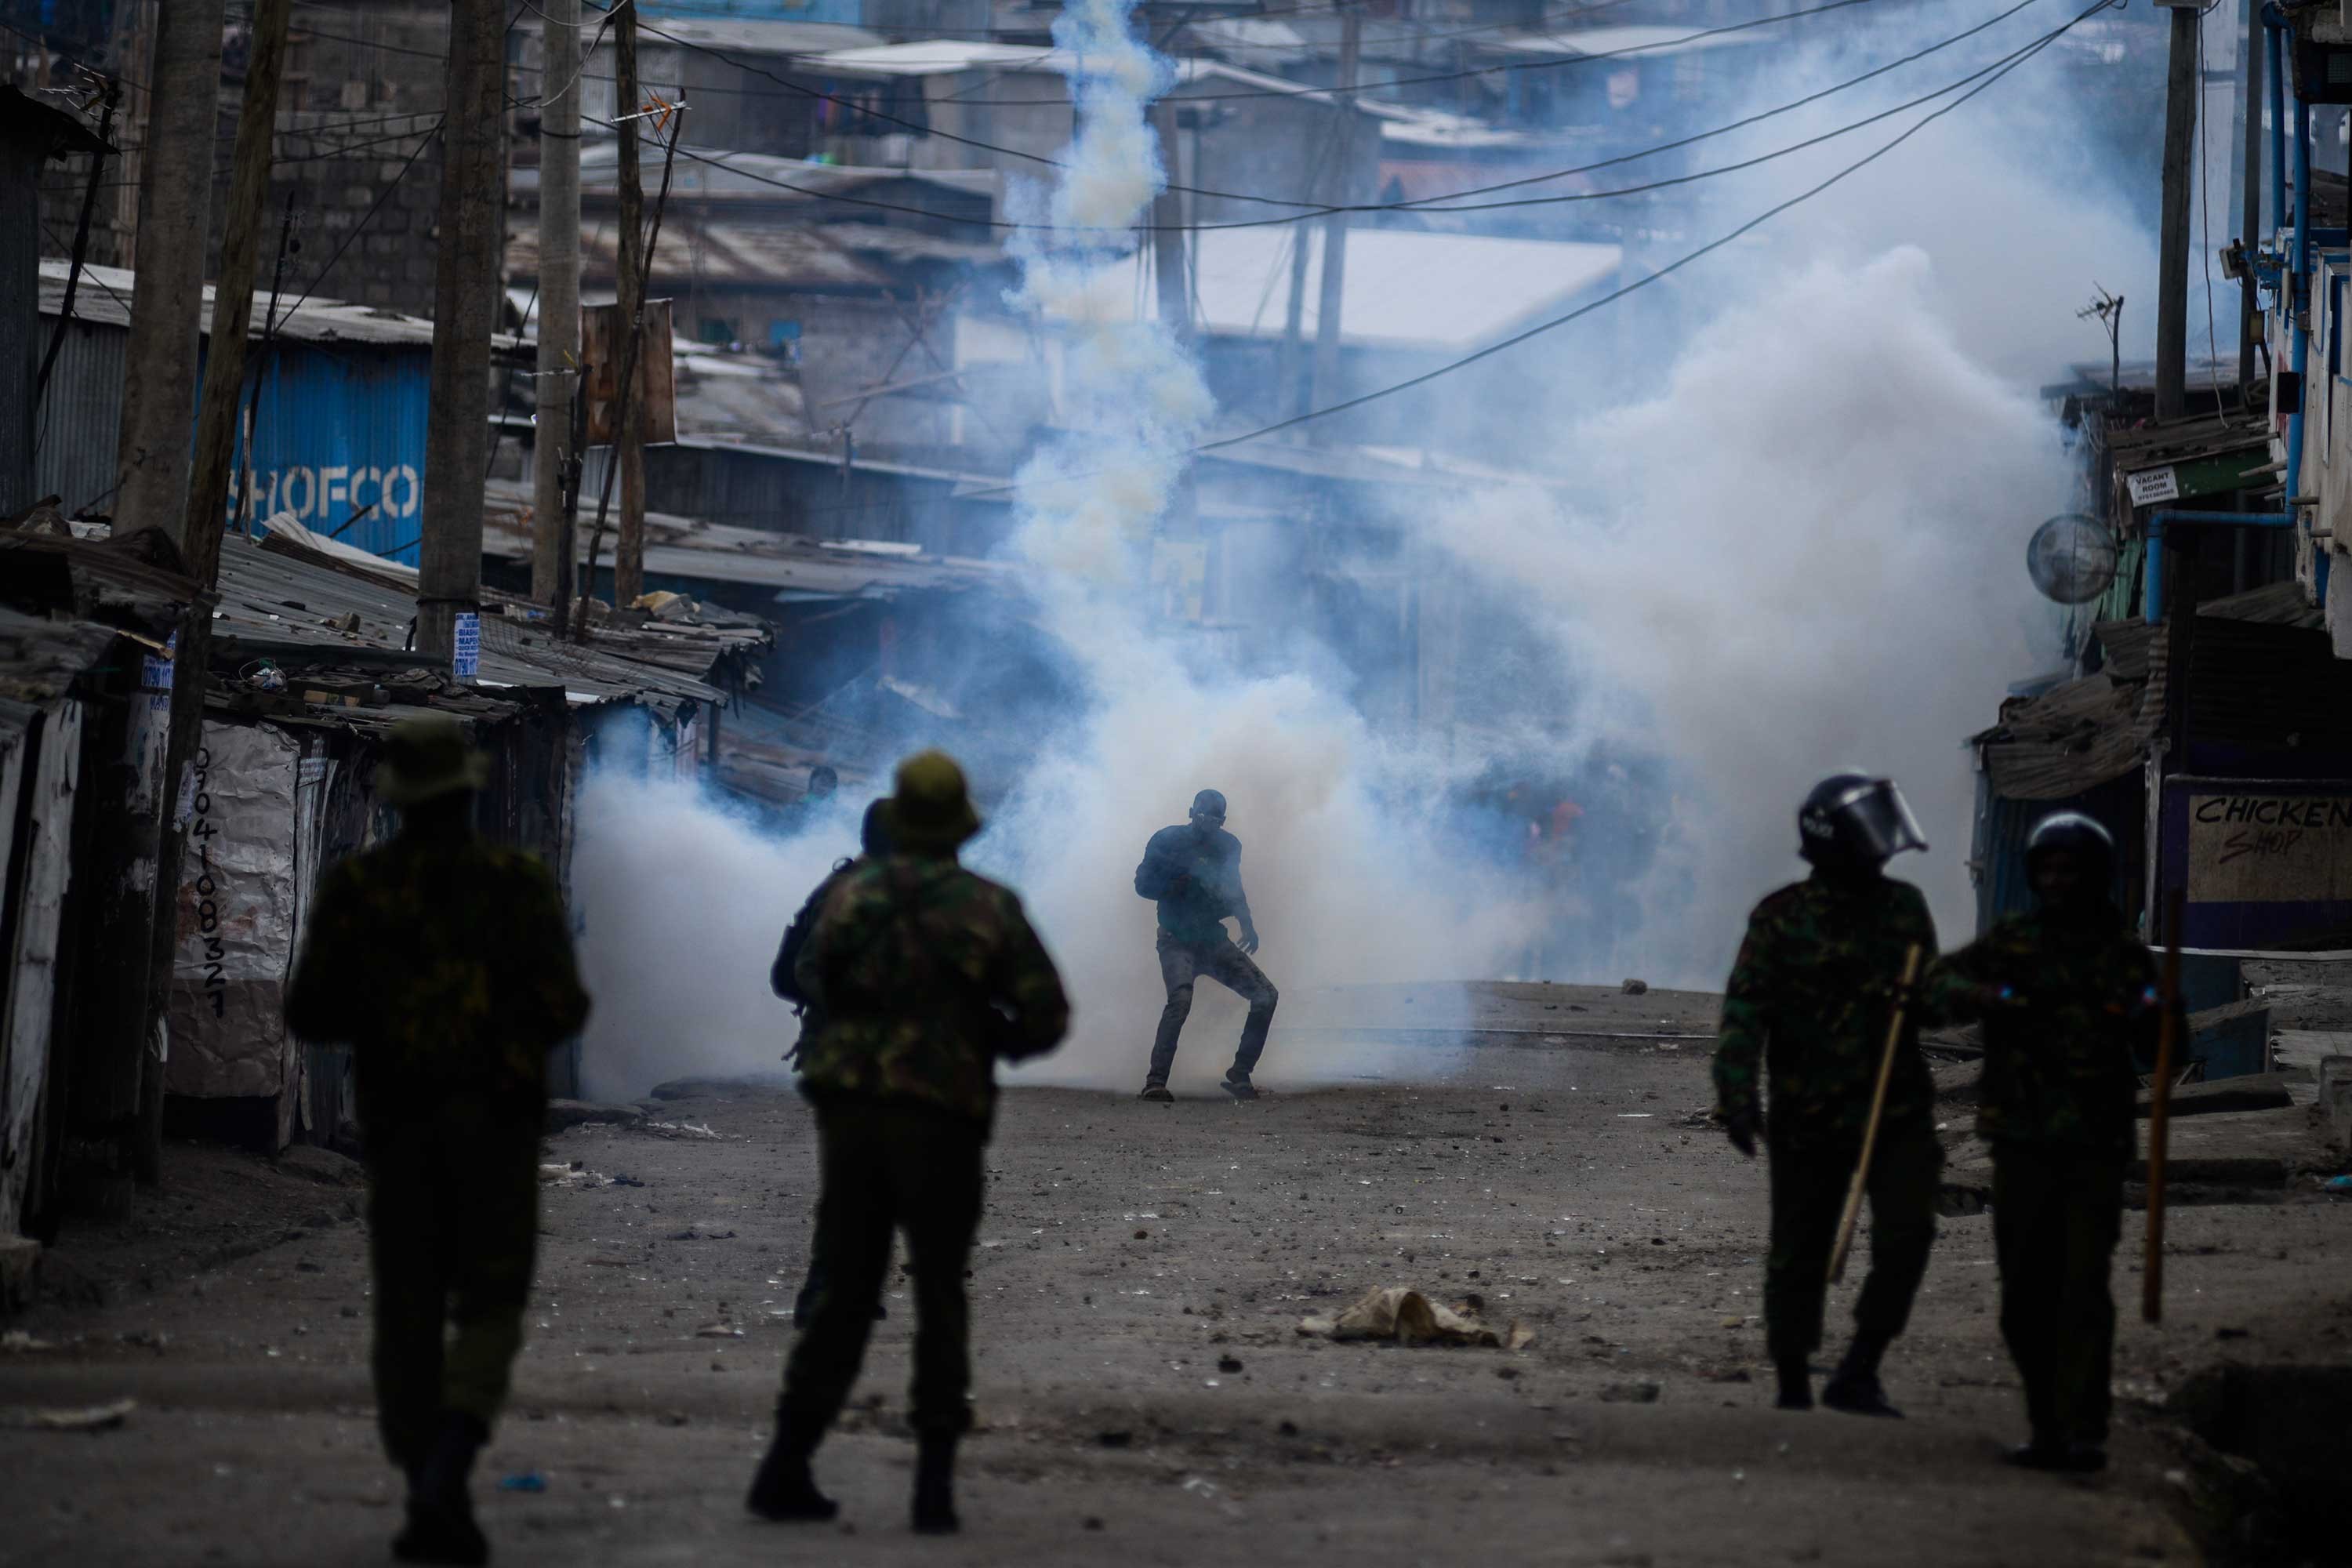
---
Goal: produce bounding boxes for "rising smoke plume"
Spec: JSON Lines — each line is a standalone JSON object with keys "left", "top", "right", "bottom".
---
{"left": 571, "top": 0, "right": 2150, "bottom": 1098}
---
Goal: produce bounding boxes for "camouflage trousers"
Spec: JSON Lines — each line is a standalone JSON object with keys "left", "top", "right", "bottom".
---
{"left": 1764, "top": 1124, "right": 1940, "bottom": 1365}
{"left": 1992, "top": 1146, "right": 2125, "bottom": 1446}
{"left": 364, "top": 1098, "right": 540, "bottom": 1469}
{"left": 779, "top": 1096, "right": 985, "bottom": 1436}
{"left": 1147, "top": 931, "right": 1279, "bottom": 1087}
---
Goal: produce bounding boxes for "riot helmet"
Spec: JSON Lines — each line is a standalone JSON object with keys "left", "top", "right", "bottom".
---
{"left": 1798, "top": 772, "right": 1928, "bottom": 869}
{"left": 1189, "top": 789, "right": 1228, "bottom": 826}
{"left": 2024, "top": 811, "right": 2114, "bottom": 909}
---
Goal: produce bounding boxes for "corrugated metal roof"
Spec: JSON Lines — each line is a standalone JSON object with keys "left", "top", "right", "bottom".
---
{"left": 1973, "top": 673, "right": 2149, "bottom": 800}
{"left": 1470, "top": 24, "right": 1770, "bottom": 58}
{"left": 38, "top": 260, "right": 531, "bottom": 354}
{"left": 0, "top": 608, "right": 119, "bottom": 709}
{"left": 212, "top": 532, "right": 739, "bottom": 711}
{"left": 479, "top": 477, "right": 1011, "bottom": 599}
{"left": 604, "top": 16, "right": 880, "bottom": 56}
{"left": 1048, "top": 227, "right": 1621, "bottom": 353}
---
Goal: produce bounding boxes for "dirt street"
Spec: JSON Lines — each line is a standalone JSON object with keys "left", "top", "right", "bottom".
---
{"left": 3, "top": 983, "right": 2348, "bottom": 1566}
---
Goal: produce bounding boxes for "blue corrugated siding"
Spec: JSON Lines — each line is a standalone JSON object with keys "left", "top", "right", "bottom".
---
{"left": 1973, "top": 771, "right": 2146, "bottom": 938}
{"left": 227, "top": 345, "right": 433, "bottom": 566}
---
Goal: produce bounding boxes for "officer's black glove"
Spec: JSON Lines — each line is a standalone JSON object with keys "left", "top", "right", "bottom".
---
{"left": 1719, "top": 1109, "right": 1758, "bottom": 1159}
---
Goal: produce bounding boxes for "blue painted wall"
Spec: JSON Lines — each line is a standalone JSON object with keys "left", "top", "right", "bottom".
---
{"left": 223, "top": 343, "right": 433, "bottom": 566}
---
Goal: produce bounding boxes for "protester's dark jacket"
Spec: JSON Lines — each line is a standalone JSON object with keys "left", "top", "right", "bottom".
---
{"left": 1134, "top": 824, "right": 1253, "bottom": 944}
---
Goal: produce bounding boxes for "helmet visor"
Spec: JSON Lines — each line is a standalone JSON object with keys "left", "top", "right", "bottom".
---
{"left": 1829, "top": 779, "right": 1929, "bottom": 862}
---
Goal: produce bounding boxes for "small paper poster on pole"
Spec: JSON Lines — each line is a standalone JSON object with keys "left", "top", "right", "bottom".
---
{"left": 453, "top": 612, "right": 481, "bottom": 681}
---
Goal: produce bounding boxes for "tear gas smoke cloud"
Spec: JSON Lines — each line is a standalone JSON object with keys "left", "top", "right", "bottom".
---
{"left": 570, "top": 2, "right": 2158, "bottom": 1095}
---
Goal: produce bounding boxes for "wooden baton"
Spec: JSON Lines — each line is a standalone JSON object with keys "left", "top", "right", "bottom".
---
{"left": 1828, "top": 944, "right": 1926, "bottom": 1287}
{"left": 2142, "top": 889, "right": 2187, "bottom": 1325}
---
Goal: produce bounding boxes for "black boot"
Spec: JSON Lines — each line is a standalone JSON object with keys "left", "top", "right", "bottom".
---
{"left": 394, "top": 1412, "right": 488, "bottom": 1566}
{"left": 746, "top": 1414, "right": 837, "bottom": 1523}
{"left": 1774, "top": 1356, "right": 1813, "bottom": 1411}
{"left": 912, "top": 1432, "right": 960, "bottom": 1535}
{"left": 1820, "top": 1330, "right": 1903, "bottom": 1418}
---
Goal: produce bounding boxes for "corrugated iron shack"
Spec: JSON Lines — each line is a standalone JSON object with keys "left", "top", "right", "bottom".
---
{"left": 34, "top": 258, "right": 530, "bottom": 566}
{"left": 0, "top": 521, "right": 769, "bottom": 1189}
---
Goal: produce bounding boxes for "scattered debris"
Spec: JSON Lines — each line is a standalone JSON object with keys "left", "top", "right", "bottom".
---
{"left": 641, "top": 1120, "right": 723, "bottom": 1141}
{"left": 666, "top": 1229, "right": 737, "bottom": 1242}
{"left": 1296, "top": 1286, "right": 1530, "bottom": 1349}
{"left": 1097, "top": 1430, "right": 1134, "bottom": 1448}
{"left": 1217, "top": 1355, "right": 1243, "bottom": 1374}
{"left": 544, "top": 1100, "right": 646, "bottom": 1134}
{"left": 538, "top": 1163, "right": 613, "bottom": 1189}
{"left": 1621, "top": 978, "right": 1650, "bottom": 995}
{"left": 692, "top": 1323, "right": 744, "bottom": 1339}
{"left": 497, "top": 1473, "right": 548, "bottom": 1493}
{"left": 1599, "top": 1381, "right": 1661, "bottom": 1404}
{"left": 1, "top": 1330, "right": 56, "bottom": 1353}
{"left": 273, "top": 1145, "right": 365, "bottom": 1188}
{"left": 2, "top": 1397, "right": 136, "bottom": 1432}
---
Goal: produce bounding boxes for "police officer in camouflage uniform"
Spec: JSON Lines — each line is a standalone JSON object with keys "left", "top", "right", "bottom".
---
{"left": 748, "top": 750, "right": 1070, "bottom": 1536}
{"left": 1926, "top": 813, "right": 2158, "bottom": 1473}
{"left": 1714, "top": 773, "right": 1941, "bottom": 1417}
{"left": 1134, "top": 788, "right": 1277, "bottom": 1102}
{"left": 772, "top": 798, "right": 891, "bottom": 1329}
{"left": 286, "top": 713, "right": 590, "bottom": 1567}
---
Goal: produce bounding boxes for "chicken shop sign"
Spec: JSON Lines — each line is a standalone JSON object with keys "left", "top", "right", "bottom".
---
{"left": 2187, "top": 792, "right": 2352, "bottom": 904}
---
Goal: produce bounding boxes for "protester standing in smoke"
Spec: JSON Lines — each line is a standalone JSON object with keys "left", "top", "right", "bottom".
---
{"left": 1132, "top": 788, "right": 1279, "bottom": 1101}
{"left": 1713, "top": 774, "right": 1940, "bottom": 1418}
{"left": 1925, "top": 813, "right": 2159, "bottom": 1474}
{"left": 749, "top": 751, "right": 1070, "bottom": 1535}
{"left": 285, "top": 714, "right": 590, "bottom": 1566}
{"left": 772, "top": 798, "right": 893, "bottom": 1329}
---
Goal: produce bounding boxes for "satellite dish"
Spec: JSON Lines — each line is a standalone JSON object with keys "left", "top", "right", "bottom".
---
{"left": 2027, "top": 514, "right": 2118, "bottom": 604}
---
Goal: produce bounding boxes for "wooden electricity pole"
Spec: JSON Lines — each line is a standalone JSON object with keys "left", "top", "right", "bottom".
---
{"left": 87, "top": 0, "right": 221, "bottom": 1163}
{"left": 2155, "top": 0, "right": 2199, "bottom": 420}
{"left": 2239, "top": 0, "right": 2263, "bottom": 386}
{"left": 613, "top": 0, "right": 648, "bottom": 608}
{"left": 416, "top": 0, "right": 509, "bottom": 663}
{"left": 532, "top": 0, "right": 582, "bottom": 605}
{"left": 136, "top": 0, "right": 292, "bottom": 1182}
{"left": 1308, "top": 9, "right": 1360, "bottom": 446}
{"left": 114, "top": 0, "right": 223, "bottom": 528}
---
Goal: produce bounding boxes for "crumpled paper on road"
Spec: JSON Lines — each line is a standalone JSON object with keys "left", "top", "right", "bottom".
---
{"left": 1296, "top": 1287, "right": 1534, "bottom": 1350}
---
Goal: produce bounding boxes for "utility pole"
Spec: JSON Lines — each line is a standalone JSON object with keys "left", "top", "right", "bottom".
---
{"left": 1151, "top": 100, "right": 1191, "bottom": 351}
{"left": 532, "top": 0, "right": 582, "bottom": 604}
{"left": 2239, "top": 0, "right": 2264, "bottom": 386}
{"left": 84, "top": 0, "right": 223, "bottom": 1188}
{"left": 416, "top": 0, "right": 509, "bottom": 662}
{"left": 114, "top": 0, "right": 223, "bottom": 528}
{"left": 136, "top": 0, "right": 292, "bottom": 1184}
{"left": 613, "top": 1, "right": 648, "bottom": 608}
{"left": 1309, "top": 9, "right": 1360, "bottom": 447}
{"left": 2155, "top": 0, "right": 2200, "bottom": 420}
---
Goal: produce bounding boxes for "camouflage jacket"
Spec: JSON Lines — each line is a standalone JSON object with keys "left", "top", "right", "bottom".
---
{"left": 794, "top": 852, "right": 1070, "bottom": 1124}
{"left": 1924, "top": 906, "right": 2157, "bottom": 1156}
{"left": 1713, "top": 871, "right": 1939, "bottom": 1149}
{"left": 285, "top": 830, "right": 589, "bottom": 1121}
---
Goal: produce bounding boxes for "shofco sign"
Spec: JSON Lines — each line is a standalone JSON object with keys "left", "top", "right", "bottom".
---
{"left": 230, "top": 463, "right": 423, "bottom": 525}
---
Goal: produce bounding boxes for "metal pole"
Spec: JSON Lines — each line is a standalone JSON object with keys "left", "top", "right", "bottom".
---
{"left": 2241, "top": 0, "right": 2264, "bottom": 384}
{"left": 613, "top": 2, "right": 648, "bottom": 609}
{"left": 2157, "top": 2, "right": 2201, "bottom": 420}
{"left": 416, "top": 0, "right": 508, "bottom": 663}
{"left": 1308, "top": 9, "right": 1360, "bottom": 446}
{"left": 532, "top": 0, "right": 582, "bottom": 605}
{"left": 2267, "top": 9, "right": 2285, "bottom": 246}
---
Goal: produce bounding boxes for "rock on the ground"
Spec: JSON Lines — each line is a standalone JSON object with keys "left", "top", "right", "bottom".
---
{"left": 271, "top": 1145, "right": 365, "bottom": 1187}
{"left": 0, "top": 1236, "right": 40, "bottom": 1312}
{"left": 544, "top": 1099, "right": 646, "bottom": 1133}
{"left": 1621, "top": 978, "right": 1650, "bottom": 995}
